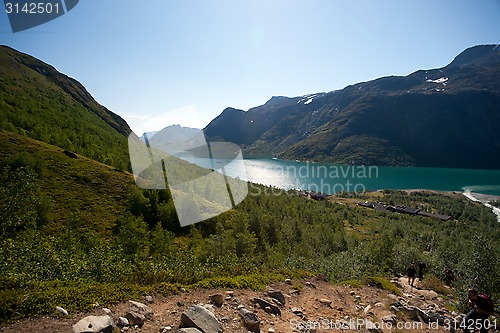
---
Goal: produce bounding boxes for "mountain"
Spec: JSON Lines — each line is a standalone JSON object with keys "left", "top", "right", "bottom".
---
{"left": 204, "top": 45, "right": 500, "bottom": 169}
{"left": 0, "top": 45, "right": 131, "bottom": 169}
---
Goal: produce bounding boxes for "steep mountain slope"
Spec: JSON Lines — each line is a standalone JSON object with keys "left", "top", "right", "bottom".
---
{"left": 0, "top": 45, "right": 131, "bottom": 169}
{"left": 204, "top": 45, "right": 500, "bottom": 169}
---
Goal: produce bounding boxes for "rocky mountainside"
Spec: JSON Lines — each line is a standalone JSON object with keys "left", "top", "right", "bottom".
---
{"left": 1, "top": 276, "right": 491, "bottom": 333}
{"left": 204, "top": 45, "right": 500, "bottom": 169}
{"left": 0, "top": 45, "right": 131, "bottom": 168}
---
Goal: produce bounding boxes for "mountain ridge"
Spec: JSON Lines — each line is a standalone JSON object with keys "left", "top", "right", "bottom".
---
{"left": 204, "top": 44, "right": 500, "bottom": 169}
{"left": 0, "top": 45, "right": 131, "bottom": 169}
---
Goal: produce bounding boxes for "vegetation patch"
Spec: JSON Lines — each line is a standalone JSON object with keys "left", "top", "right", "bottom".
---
{"left": 362, "top": 276, "right": 402, "bottom": 296}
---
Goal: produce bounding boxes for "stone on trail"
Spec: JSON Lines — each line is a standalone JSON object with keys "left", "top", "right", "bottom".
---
{"left": 239, "top": 308, "right": 261, "bottom": 333}
{"left": 72, "top": 315, "right": 115, "bottom": 333}
{"left": 180, "top": 304, "right": 222, "bottom": 333}
{"left": 253, "top": 297, "right": 281, "bottom": 316}
{"left": 267, "top": 290, "right": 285, "bottom": 306}
{"left": 125, "top": 311, "right": 145, "bottom": 327}
{"left": 209, "top": 293, "right": 224, "bottom": 307}
{"left": 127, "top": 300, "right": 154, "bottom": 320}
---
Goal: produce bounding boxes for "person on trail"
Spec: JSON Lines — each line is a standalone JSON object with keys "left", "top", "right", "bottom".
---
{"left": 461, "top": 288, "right": 494, "bottom": 333}
{"left": 417, "top": 261, "right": 427, "bottom": 281}
{"left": 444, "top": 268, "right": 455, "bottom": 286}
{"left": 407, "top": 264, "right": 416, "bottom": 287}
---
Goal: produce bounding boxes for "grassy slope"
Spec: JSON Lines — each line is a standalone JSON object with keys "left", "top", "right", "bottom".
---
{"left": 0, "top": 130, "right": 134, "bottom": 234}
{"left": 0, "top": 45, "right": 130, "bottom": 169}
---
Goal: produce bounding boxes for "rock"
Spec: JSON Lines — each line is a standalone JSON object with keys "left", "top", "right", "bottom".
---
{"left": 73, "top": 315, "right": 115, "bottom": 333}
{"left": 144, "top": 295, "right": 154, "bottom": 304}
{"left": 374, "top": 302, "right": 383, "bottom": 308}
{"left": 363, "top": 305, "right": 372, "bottom": 314}
{"left": 381, "top": 314, "right": 397, "bottom": 324}
{"left": 239, "top": 308, "right": 261, "bottom": 333}
{"left": 117, "top": 317, "right": 129, "bottom": 327}
{"left": 267, "top": 290, "right": 285, "bottom": 306}
{"left": 354, "top": 295, "right": 362, "bottom": 303}
{"left": 209, "top": 294, "right": 224, "bottom": 307}
{"left": 180, "top": 305, "right": 222, "bottom": 333}
{"left": 128, "top": 300, "right": 154, "bottom": 320}
{"left": 102, "top": 308, "right": 112, "bottom": 316}
{"left": 289, "top": 289, "right": 300, "bottom": 295}
{"left": 268, "top": 328, "right": 275, "bottom": 333}
{"left": 160, "top": 326, "right": 172, "bottom": 332}
{"left": 349, "top": 291, "right": 356, "bottom": 296}
{"left": 319, "top": 299, "right": 332, "bottom": 306}
{"left": 390, "top": 305, "right": 400, "bottom": 313}
{"left": 175, "top": 329, "right": 203, "bottom": 333}
{"left": 305, "top": 281, "right": 317, "bottom": 289}
{"left": 387, "top": 294, "right": 399, "bottom": 302}
{"left": 285, "top": 278, "right": 292, "bottom": 285}
{"left": 125, "top": 311, "right": 145, "bottom": 327}
{"left": 202, "top": 304, "right": 216, "bottom": 314}
{"left": 55, "top": 306, "right": 68, "bottom": 316}
{"left": 64, "top": 150, "right": 78, "bottom": 159}
{"left": 253, "top": 298, "right": 281, "bottom": 316}
{"left": 177, "top": 301, "right": 185, "bottom": 307}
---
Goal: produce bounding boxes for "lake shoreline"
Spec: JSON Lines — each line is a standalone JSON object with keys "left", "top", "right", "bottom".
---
{"left": 462, "top": 190, "right": 500, "bottom": 223}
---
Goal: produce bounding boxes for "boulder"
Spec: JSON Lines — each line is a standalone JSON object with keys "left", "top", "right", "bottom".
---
{"left": 180, "top": 305, "right": 222, "bottom": 333}
{"left": 209, "top": 294, "right": 224, "bottom": 307}
{"left": 267, "top": 290, "right": 285, "bottom": 306}
{"left": 125, "top": 311, "right": 145, "bottom": 327}
{"left": 239, "top": 308, "right": 261, "bottom": 333}
{"left": 144, "top": 295, "right": 154, "bottom": 304}
{"left": 253, "top": 298, "right": 281, "bottom": 316}
{"left": 127, "top": 300, "right": 154, "bottom": 320}
{"left": 117, "top": 317, "right": 129, "bottom": 327}
{"left": 72, "top": 315, "right": 115, "bottom": 333}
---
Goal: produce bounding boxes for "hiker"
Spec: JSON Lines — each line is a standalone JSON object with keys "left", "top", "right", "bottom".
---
{"left": 407, "top": 264, "right": 416, "bottom": 287}
{"left": 444, "top": 268, "right": 455, "bottom": 286}
{"left": 461, "top": 288, "right": 494, "bottom": 333}
{"left": 417, "top": 261, "right": 427, "bottom": 281}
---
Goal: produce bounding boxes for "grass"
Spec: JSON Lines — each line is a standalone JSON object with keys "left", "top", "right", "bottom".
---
{"left": 0, "top": 130, "right": 134, "bottom": 233}
{"left": 338, "top": 279, "right": 363, "bottom": 288}
{"left": 418, "top": 274, "right": 453, "bottom": 296}
{"left": 362, "top": 276, "right": 402, "bottom": 296}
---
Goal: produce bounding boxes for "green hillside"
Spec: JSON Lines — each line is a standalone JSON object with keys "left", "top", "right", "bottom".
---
{"left": 0, "top": 45, "right": 130, "bottom": 170}
{"left": 1, "top": 130, "right": 499, "bottom": 322}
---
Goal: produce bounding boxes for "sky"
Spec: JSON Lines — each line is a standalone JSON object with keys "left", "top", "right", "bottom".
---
{"left": 1, "top": 0, "right": 499, "bottom": 135}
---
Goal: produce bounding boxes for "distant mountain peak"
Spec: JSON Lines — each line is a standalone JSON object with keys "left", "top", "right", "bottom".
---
{"left": 204, "top": 44, "right": 500, "bottom": 169}
{"left": 448, "top": 44, "right": 500, "bottom": 68}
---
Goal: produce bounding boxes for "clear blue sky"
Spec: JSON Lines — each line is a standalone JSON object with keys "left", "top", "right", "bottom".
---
{"left": 1, "top": 0, "right": 499, "bottom": 134}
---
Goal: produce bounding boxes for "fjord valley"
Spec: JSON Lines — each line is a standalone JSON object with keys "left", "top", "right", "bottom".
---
{"left": 0, "top": 44, "right": 499, "bottom": 332}
{"left": 204, "top": 45, "right": 500, "bottom": 169}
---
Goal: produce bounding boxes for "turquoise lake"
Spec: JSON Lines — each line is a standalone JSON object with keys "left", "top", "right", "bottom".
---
{"left": 179, "top": 155, "right": 500, "bottom": 196}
